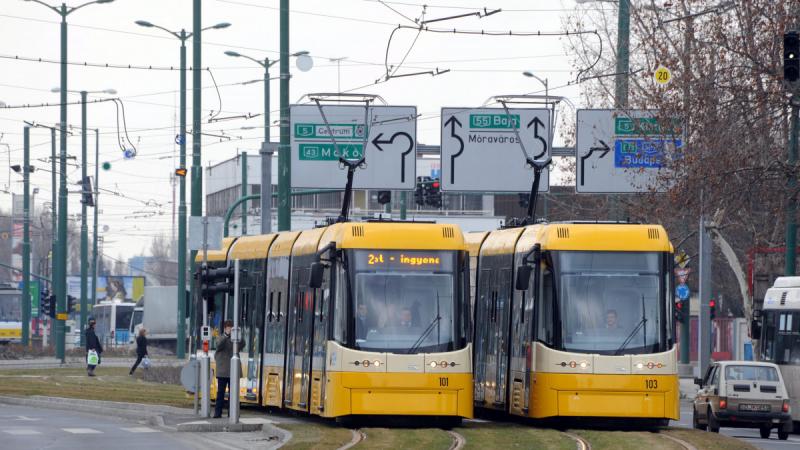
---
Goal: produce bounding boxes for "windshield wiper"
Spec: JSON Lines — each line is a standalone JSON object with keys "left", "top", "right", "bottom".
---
{"left": 408, "top": 315, "right": 441, "bottom": 354}
{"left": 615, "top": 295, "right": 648, "bottom": 356}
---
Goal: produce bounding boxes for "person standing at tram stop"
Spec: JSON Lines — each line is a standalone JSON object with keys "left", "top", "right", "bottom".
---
{"left": 213, "top": 320, "right": 234, "bottom": 418}
{"left": 129, "top": 328, "right": 149, "bottom": 376}
{"left": 85, "top": 317, "right": 103, "bottom": 377}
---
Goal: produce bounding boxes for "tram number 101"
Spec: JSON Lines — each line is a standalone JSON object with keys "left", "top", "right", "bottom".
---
{"left": 439, "top": 377, "right": 449, "bottom": 387}
{"left": 645, "top": 379, "right": 658, "bottom": 389}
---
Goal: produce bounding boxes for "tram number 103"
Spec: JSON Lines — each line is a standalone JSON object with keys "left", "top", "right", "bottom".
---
{"left": 645, "top": 379, "right": 658, "bottom": 389}
{"left": 439, "top": 377, "right": 449, "bottom": 387}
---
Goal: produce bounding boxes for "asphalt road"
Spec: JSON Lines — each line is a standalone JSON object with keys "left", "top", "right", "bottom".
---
{"left": 674, "top": 404, "right": 800, "bottom": 450}
{"left": 0, "top": 405, "right": 196, "bottom": 450}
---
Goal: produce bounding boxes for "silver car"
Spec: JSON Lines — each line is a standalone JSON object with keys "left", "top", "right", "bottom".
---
{"left": 693, "top": 361, "right": 793, "bottom": 440}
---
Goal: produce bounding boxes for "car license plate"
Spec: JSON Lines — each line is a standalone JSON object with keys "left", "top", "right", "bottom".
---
{"left": 738, "top": 404, "right": 770, "bottom": 412}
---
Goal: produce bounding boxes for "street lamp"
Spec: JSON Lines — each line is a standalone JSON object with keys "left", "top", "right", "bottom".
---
{"left": 21, "top": 0, "right": 115, "bottom": 363}
{"left": 51, "top": 87, "right": 114, "bottom": 346}
{"left": 136, "top": 19, "right": 230, "bottom": 360}
{"left": 223, "top": 49, "right": 312, "bottom": 235}
{"left": 522, "top": 70, "right": 549, "bottom": 100}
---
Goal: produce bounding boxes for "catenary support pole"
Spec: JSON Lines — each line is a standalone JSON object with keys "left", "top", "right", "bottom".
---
{"left": 91, "top": 129, "right": 99, "bottom": 322}
{"left": 698, "top": 217, "right": 712, "bottom": 377}
{"left": 177, "top": 30, "right": 188, "bottom": 359}
{"left": 22, "top": 126, "right": 31, "bottom": 346}
{"left": 786, "top": 96, "right": 798, "bottom": 275}
{"left": 80, "top": 91, "right": 88, "bottom": 346}
{"left": 190, "top": 0, "right": 202, "bottom": 356}
{"left": 50, "top": 127, "right": 57, "bottom": 345}
{"left": 260, "top": 59, "right": 272, "bottom": 234}
{"left": 278, "top": 0, "right": 291, "bottom": 231}
{"left": 56, "top": 4, "right": 68, "bottom": 363}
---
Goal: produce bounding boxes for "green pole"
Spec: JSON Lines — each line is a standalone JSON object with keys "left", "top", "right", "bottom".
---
{"left": 400, "top": 192, "right": 407, "bottom": 220}
{"left": 241, "top": 152, "right": 247, "bottom": 235}
{"left": 787, "top": 97, "right": 799, "bottom": 276}
{"left": 614, "top": 0, "right": 630, "bottom": 108}
{"left": 80, "top": 91, "right": 88, "bottom": 347}
{"left": 225, "top": 194, "right": 260, "bottom": 237}
{"left": 51, "top": 126, "right": 57, "bottom": 345}
{"left": 189, "top": 0, "right": 202, "bottom": 353}
{"left": 261, "top": 59, "right": 273, "bottom": 234}
{"left": 278, "top": 0, "right": 291, "bottom": 231}
{"left": 177, "top": 30, "right": 188, "bottom": 359}
{"left": 56, "top": 6, "right": 68, "bottom": 363}
{"left": 22, "top": 126, "right": 31, "bottom": 346}
{"left": 91, "top": 129, "right": 99, "bottom": 323}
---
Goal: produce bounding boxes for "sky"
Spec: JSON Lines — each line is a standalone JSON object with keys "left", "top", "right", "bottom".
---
{"left": 0, "top": 0, "right": 608, "bottom": 260}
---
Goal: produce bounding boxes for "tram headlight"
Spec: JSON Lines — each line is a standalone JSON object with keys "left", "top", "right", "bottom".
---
{"left": 373, "top": 360, "right": 381, "bottom": 367}
{"left": 430, "top": 361, "right": 438, "bottom": 368}
{"left": 439, "top": 360, "right": 448, "bottom": 368}
{"left": 362, "top": 359, "right": 370, "bottom": 367}
{"left": 568, "top": 361, "right": 577, "bottom": 368}
{"left": 635, "top": 362, "right": 644, "bottom": 370}
{"left": 579, "top": 361, "right": 588, "bottom": 369}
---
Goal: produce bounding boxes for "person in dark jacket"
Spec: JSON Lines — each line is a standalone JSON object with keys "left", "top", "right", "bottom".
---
{"left": 213, "top": 320, "right": 233, "bottom": 418}
{"left": 129, "top": 328, "right": 149, "bottom": 375}
{"left": 85, "top": 317, "right": 103, "bottom": 377}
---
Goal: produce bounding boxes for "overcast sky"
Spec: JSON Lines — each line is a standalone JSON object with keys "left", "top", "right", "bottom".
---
{"left": 0, "top": 0, "right": 604, "bottom": 261}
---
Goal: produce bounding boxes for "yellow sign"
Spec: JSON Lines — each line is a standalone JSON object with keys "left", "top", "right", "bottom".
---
{"left": 675, "top": 250, "right": 690, "bottom": 268}
{"left": 654, "top": 65, "right": 672, "bottom": 85}
{"left": 56, "top": 313, "right": 68, "bottom": 320}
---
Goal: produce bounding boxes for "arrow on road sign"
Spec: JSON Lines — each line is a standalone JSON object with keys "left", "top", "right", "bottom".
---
{"left": 527, "top": 116, "right": 548, "bottom": 159}
{"left": 444, "top": 116, "right": 464, "bottom": 184}
{"left": 579, "top": 140, "right": 611, "bottom": 186}
{"left": 370, "top": 131, "right": 414, "bottom": 183}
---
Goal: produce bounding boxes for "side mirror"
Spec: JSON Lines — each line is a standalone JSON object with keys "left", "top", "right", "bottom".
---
{"left": 515, "top": 265, "right": 533, "bottom": 291}
{"left": 309, "top": 262, "right": 324, "bottom": 289}
{"left": 750, "top": 319, "right": 762, "bottom": 338}
{"left": 693, "top": 377, "right": 703, "bottom": 387}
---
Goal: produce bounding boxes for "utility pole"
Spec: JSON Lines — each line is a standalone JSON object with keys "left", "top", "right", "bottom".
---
{"left": 50, "top": 127, "right": 57, "bottom": 345}
{"left": 787, "top": 96, "right": 799, "bottom": 275}
{"left": 615, "top": 0, "right": 630, "bottom": 108}
{"left": 679, "top": 15, "right": 694, "bottom": 365}
{"left": 91, "top": 129, "right": 99, "bottom": 318}
{"left": 698, "top": 216, "right": 712, "bottom": 377}
{"left": 241, "top": 152, "right": 247, "bottom": 235}
{"left": 278, "top": 0, "right": 291, "bottom": 231}
{"left": 22, "top": 126, "right": 31, "bottom": 346}
{"left": 262, "top": 59, "right": 272, "bottom": 234}
{"left": 80, "top": 91, "right": 88, "bottom": 346}
{"left": 191, "top": 0, "right": 203, "bottom": 356}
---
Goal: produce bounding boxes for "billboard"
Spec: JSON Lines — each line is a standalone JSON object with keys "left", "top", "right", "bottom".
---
{"left": 67, "top": 275, "right": 145, "bottom": 303}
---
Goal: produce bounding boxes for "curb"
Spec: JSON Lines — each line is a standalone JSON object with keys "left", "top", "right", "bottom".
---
{"left": 176, "top": 421, "right": 263, "bottom": 433}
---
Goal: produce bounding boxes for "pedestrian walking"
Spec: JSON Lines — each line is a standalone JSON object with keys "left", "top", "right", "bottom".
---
{"left": 85, "top": 317, "right": 103, "bottom": 377}
{"left": 213, "top": 320, "right": 233, "bottom": 418}
{"left": 129, "top": 328, "right": 149, "bottom": 375}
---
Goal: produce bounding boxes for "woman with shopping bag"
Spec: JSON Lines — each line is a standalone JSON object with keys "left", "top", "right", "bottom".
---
{"left": 86, "top": 317, "right": 103, "bottom": 377}
{"left": 129, "top": 328, "right": 149, "bottom": 375}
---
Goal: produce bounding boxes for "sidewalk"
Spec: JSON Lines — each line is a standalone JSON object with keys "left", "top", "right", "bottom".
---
{"left": 0, "top": 395, "right": 289, "bottom": 449}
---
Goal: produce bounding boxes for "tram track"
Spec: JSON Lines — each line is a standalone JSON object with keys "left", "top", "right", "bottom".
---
{"left": 563, "top": 432, "right": 592, "bottom": 450}
{"left": 446, "top": 429, "right": 466, "bottom": 450}
{"left": 338, "top": 428, "right": 366, "bottom": 450}
{"left": 659, "top": 433, "right": 696, "bottom": 450}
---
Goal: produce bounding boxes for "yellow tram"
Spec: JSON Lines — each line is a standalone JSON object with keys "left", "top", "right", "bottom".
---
{"left": 199, "top": 221, "right": 473, "bottom": 422}
{"left": 468, "top": 222, "right": 679, "bottom": 424}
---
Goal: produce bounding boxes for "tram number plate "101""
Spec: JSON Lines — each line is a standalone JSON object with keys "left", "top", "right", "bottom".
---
{"left": 439, "top": 377, "right": 449, "bottom": 387}
{"left": 645, "top": 379, "right": 658, "bottom": 389}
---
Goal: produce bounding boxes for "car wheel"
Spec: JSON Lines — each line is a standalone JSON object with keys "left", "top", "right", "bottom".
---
{"left": 707, "top": 407, "right": 720, "bottom": 433}
{"left": 759, "top": 426, "right": 771, "bottom": 439}
{"left": 778, "top": 429, "right": 789, "bottom": 440}
{"left": 692, "top": 406, "right": 706, "bottom": 431}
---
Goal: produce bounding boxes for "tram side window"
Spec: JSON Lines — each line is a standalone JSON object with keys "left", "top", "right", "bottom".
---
{"left": 333, "top": 265, "right": 347, "bottom": 344}
{"left": 764, "top": 311, "right": 800, "bottom": 365}
{"left": 536, "top": 266, "right": 554, "bottom": 346}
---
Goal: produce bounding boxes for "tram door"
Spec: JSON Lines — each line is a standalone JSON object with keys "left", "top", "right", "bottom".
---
{"left": 510, "top": 253, "right": 535, "bottom": 415}
{"left": 493, "top": 267, "right": 513, "bottom": 408}
{"left": 285, "top": 265, "right": 315, "bottom": 411}
{"left": 473, "top": 268, "right": 493, "bottom": 405}
{"left": 310, "top": 265, "right": 332, "bottom": 414}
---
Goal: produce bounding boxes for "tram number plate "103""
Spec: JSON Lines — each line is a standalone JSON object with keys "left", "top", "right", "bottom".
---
{"left": 645, "top": 379, "right": 658, "bottom": 389}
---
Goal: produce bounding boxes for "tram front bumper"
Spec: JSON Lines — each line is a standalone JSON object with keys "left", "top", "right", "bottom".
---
{"left": 325, "top": 371, "right": 473, "bottom": 418}
{"left": 531, "top": 373, "right": 680, "bottom": 420}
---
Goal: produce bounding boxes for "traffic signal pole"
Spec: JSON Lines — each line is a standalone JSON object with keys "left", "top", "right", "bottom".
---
{"left": 22, "top": 126, "right": 31, "bottom": 346}
{"left": 786, "top": 95, "right": 798, "bottom": 276}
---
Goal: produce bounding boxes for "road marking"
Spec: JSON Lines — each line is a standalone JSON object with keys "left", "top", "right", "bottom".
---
{"left": 121, "top": 427, "right": 161, "bottom": 433}
{"left": 62, "top": 428, "right": 103, "bottom": 434}
{"left": 2, "top": 428, "right": 41, "bottom": 435}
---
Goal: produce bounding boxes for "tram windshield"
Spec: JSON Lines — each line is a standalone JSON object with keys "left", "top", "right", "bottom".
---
{"left": 350, "top": 250, "right": 457, "bottom": 354}
{"left": 0, "top": 292, "right": 22, "bottom": 322}
{"left": 556, "top": 251, "right": 665, "bottom": 355}
{"left": 761, "top": 310, "right": 800, "bottom": 365}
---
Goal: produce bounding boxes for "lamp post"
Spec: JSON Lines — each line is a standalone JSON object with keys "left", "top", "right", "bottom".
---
{"left": 51, "top": 87, "right": 115, "bottom": 346}
{"left": 21, "top": 0, "right": 115, "bottom": 363}
{"left": 223, "top": 49, "right": 311, "bottom": 235}
{"left": 136, "top": 19, "right": 230, "bottom": 359}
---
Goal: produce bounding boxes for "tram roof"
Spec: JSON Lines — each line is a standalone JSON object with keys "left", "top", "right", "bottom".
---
{"left": 269, "top": 231, "right": 302, "bottom": 258}
{"left": 324, "top": 221, "right": 466, "bottom": 251}
{"left": 464, "top": 231, "right": 489, "bottom": 256}
{"left": 193, "top": 236, "right": 237, "bottom": 263}
{"left": 517, "top": 223, "right": 672, "bottom": 253}
{"left": 229, "top": 234, "right": 277, "bottom": 260}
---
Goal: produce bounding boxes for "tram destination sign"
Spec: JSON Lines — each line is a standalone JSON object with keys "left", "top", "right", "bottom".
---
{"left": 440, "top": 107, "right": 551, "bottom": 192}
{"left": 290, "top": 104, "right": 417, "bottom": 189}
{"left": 576, "top": 109, "right": 684, "bottom": 193}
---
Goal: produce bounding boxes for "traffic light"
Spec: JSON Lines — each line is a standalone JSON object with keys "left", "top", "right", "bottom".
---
{"left": 377, "top": 190, "right": 391, "bottom": 205}
{"left": 518, "top": 193, "right": 530, "bottom": 209}
{"left": 709, "top": 298, "right": 716, "bottom": 320}
{"left": 67, "top": 295, "right": 77, "bottom": 313}
{"left": 785, "top": 31, "right": 799, "bottom": 83}
{"left": 425, "top": 179, "right": 442, "bottom": 208}
{"left": 197, "top": 265, "right": 235, "bottom": 299}
{"left": 674, "top": 300, "right": 683, "bottom": 323}
{"left": 414, "top": 181, "right": 425, "bottom": 206}
{"left": 81, "top": 176, "right": 94, "bottom": 207}
{"left": 42, "top": 293, "right": 56, "bottom": 319}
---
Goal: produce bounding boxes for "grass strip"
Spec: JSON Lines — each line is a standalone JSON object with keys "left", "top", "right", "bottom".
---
{"left": 357, "top": 427, "right": 452, "bottom": 449}
{"left": 662, "top": 428, "right": 758, "bottom": 450}
{"left": 460, "top": 422, "right": 574, "bottom": 450}
{"left": 570, "top": 429, "right": 684, "bottom": 450}
{"left": 279, "top": 422, "right": 354, "bottom": 450}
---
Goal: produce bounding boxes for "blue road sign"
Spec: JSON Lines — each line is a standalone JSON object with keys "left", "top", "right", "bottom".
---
{"left": 676, "top": 283, "right": 690, "bottom": 300}
{"left": 175, "top": 134, "right": 185, "bottom": 145}
{"left": 123, "top": 149, "right": 135, "bottom": 159}
{"left": 614, "top": 138, "right": 683, "bottom": 169}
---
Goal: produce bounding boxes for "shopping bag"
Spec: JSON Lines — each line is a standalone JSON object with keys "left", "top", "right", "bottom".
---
{"left": 87, "top": 350, "right": 99, "bottom": 366}
{"left": 142, "top": 356, "right": 151, "bottom": 369}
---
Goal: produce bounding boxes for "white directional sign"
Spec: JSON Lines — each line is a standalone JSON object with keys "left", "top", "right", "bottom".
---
{"left": 576, "top": 109, "right": 684, "bottom": 193}
{"left": 440, "top": 107, "right": 550, "bottom": 192}
{"left": 290, "top": 105, "right": 417, "bottom": 189}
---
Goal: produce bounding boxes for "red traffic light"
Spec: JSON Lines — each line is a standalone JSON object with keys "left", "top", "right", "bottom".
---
{"left": 676, "top": 301, "right": 683, "bottom": 310}
{"left": 175, "top": 168, "right": 187, "bottom": 177}
{"left": 432, "top": 181, "right": 440, "bottom": 188}
{"left": 709, "top": 299, "right": 716, "bottom": 308}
